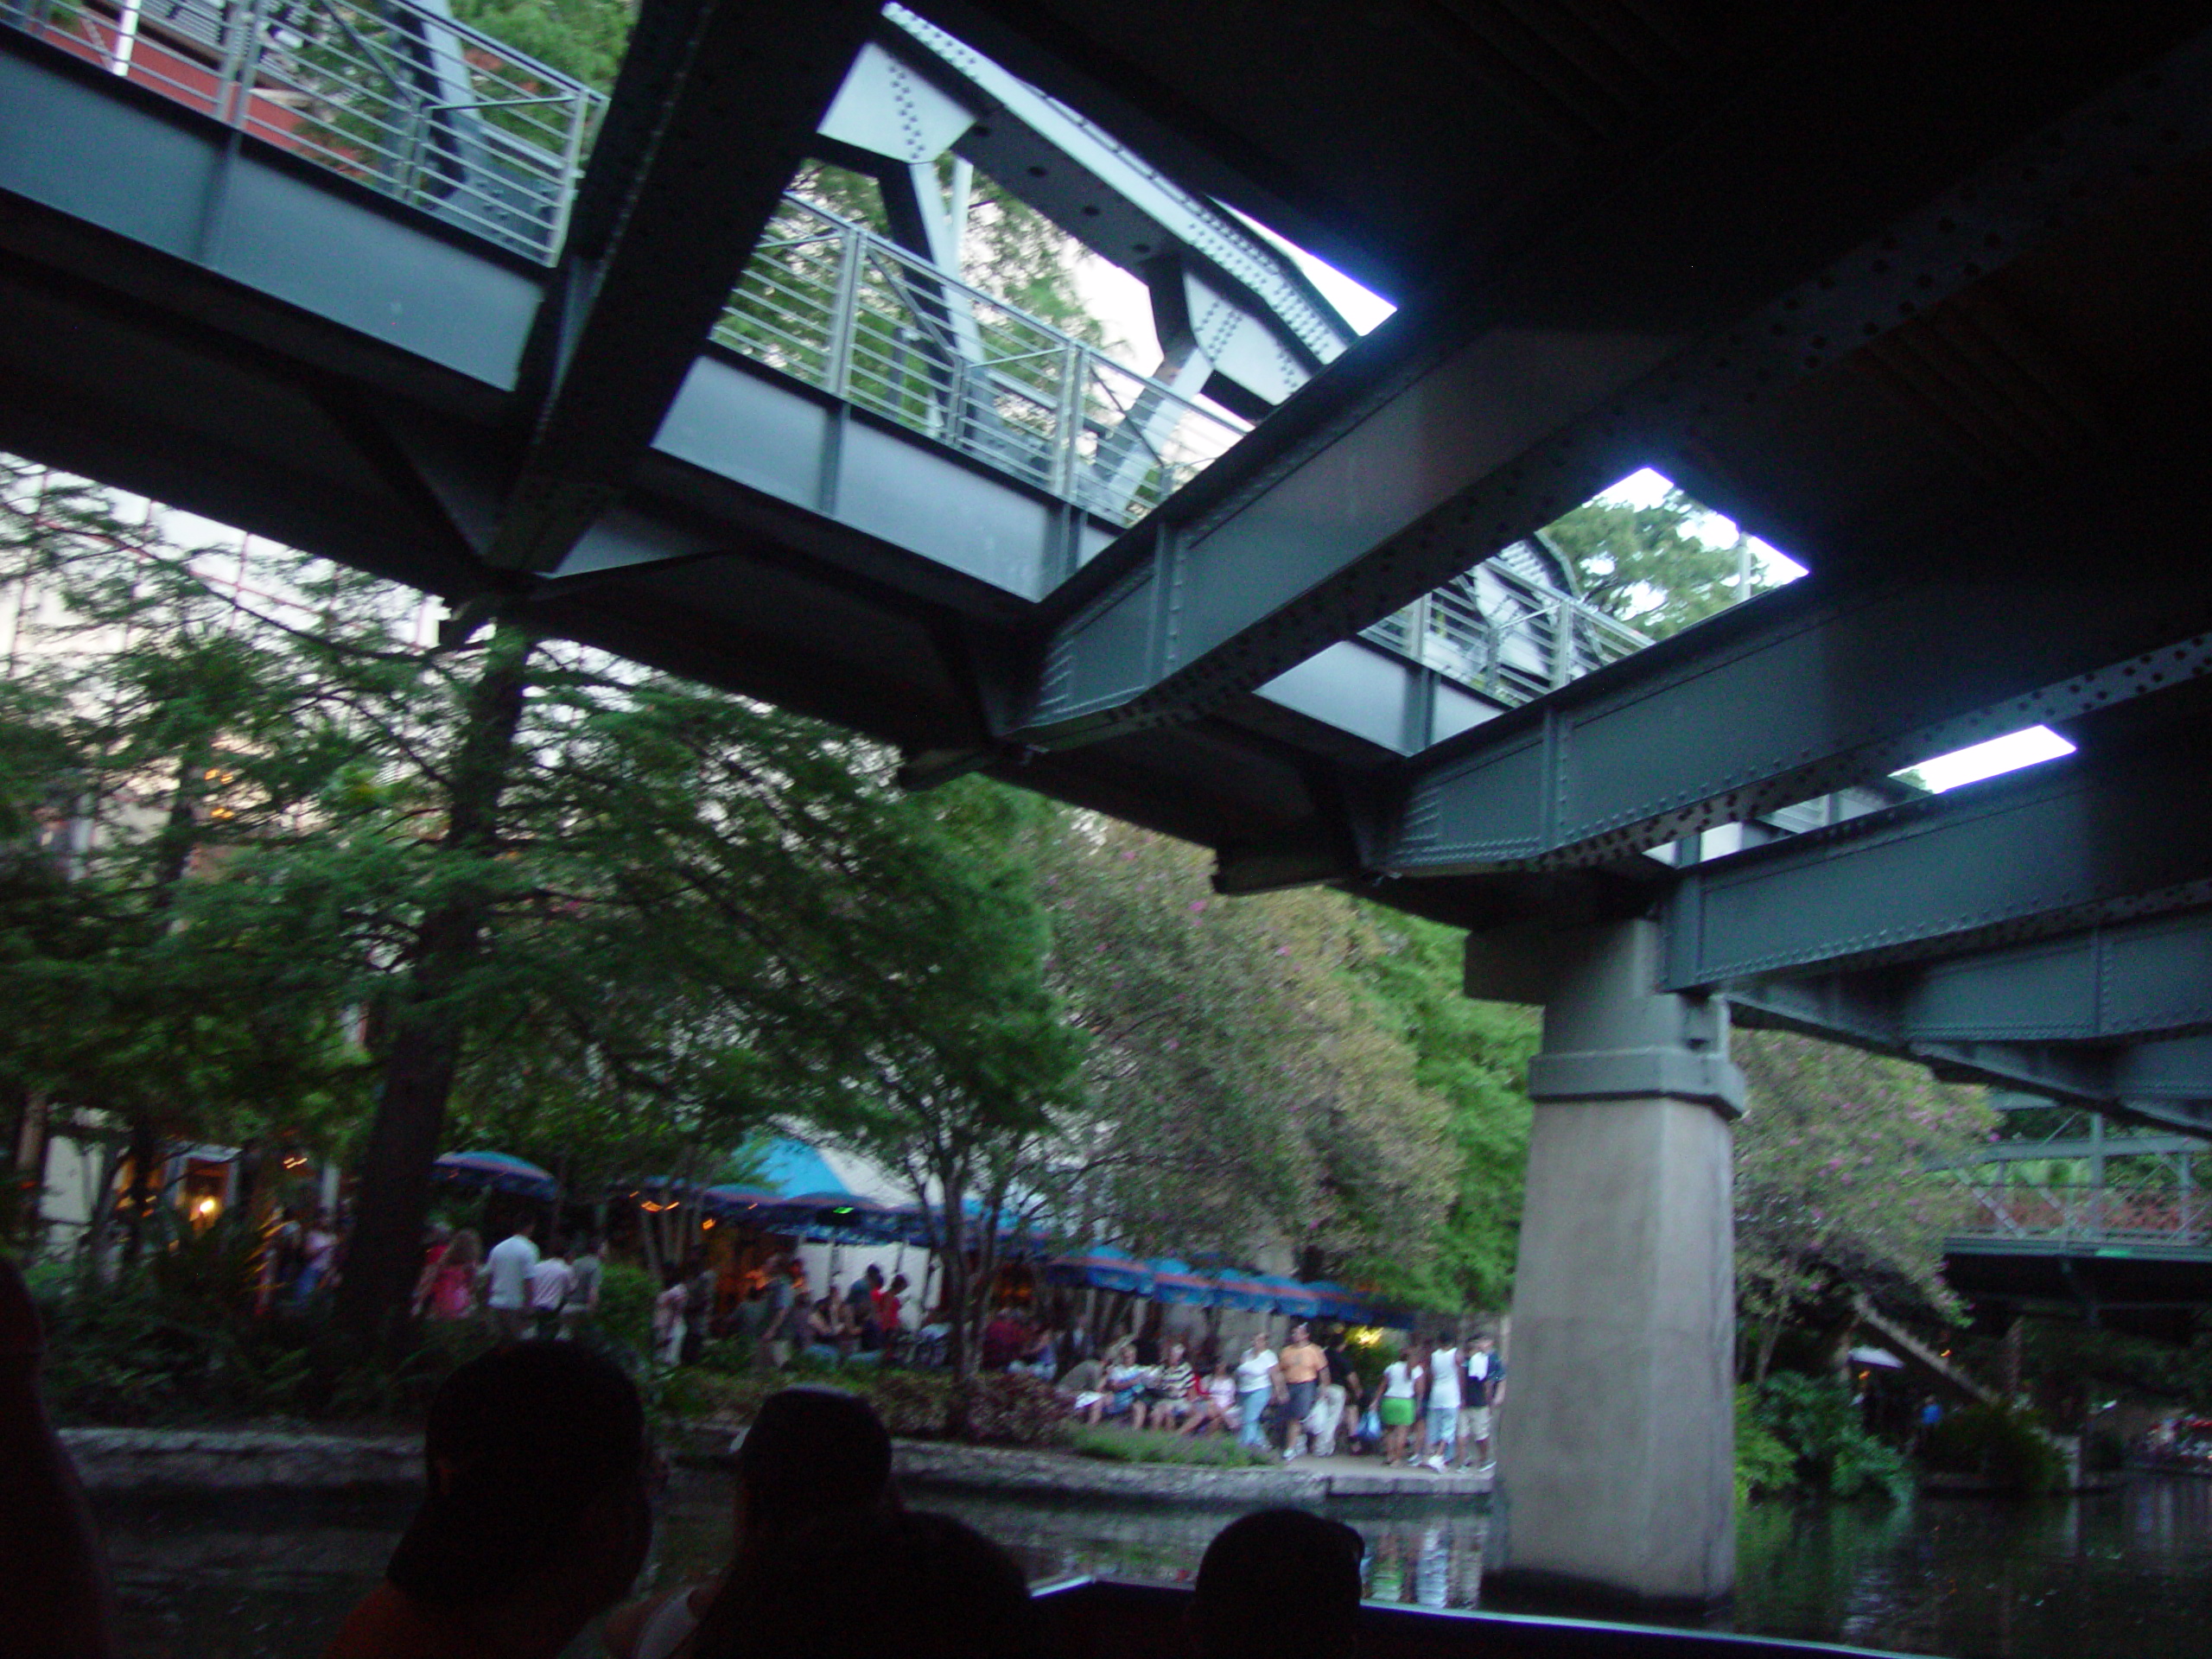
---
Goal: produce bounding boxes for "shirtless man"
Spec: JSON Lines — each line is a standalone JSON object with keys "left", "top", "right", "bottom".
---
{"left": 1276, "top": 1322, "right": 1329, "bottom": 1462}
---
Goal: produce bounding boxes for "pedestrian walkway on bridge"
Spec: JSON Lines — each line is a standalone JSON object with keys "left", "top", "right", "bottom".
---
{"left": 1936, "top": 1106, "right": 2212, "bottom": 1324}
{"left": 13, "top": 0, "right": 2212, "bottom": 1618}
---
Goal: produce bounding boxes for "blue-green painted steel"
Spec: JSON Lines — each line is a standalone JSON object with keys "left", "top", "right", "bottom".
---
{"left": 1732, "top": 909, "right": 2212, "bottom": 1052}
{"left": 1005, "top": 23, "right": 2212, "bottom": 753}
{"left": 1731, "top": 980, "right": 2212, "bottom": 1139}
{"left": 1662, "top": 731, "right": 2212, "bottom": 992}
{"left": 1389, "top": 575, "right": 2212, "bottom": 874}
{"left": 487, "top": 0, "right": 878, "bottom": 573}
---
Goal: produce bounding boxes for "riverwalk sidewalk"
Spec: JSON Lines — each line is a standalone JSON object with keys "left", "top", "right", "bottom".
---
{"left": 60, "top": 1423, "right": 1492, "bottom": 1503}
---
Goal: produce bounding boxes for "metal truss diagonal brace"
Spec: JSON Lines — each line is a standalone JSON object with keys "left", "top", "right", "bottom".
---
{"left": 487, "top": 0, "right": 878, "bottom": 575}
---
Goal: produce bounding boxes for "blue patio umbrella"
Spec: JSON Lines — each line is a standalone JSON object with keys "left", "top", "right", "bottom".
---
{"left": 1207, "top": 1270, "right": 1270, "bottom": 1313}
{"left": 1300, "top": 1280, "right": 1363, "bottom": 1321}
{"left": 1044, "top": 1246, "right": 1155, "bottom": 1296}
{"left": 1255, "top": 1274, "right": 1325, "bottom": 1318}
{"left": 1147, "top": 1257, "right": 1217, "bottom": 1306}
{"left": 885, "top": 1201, "right": 1049, "bottom": 1255}
{"left": 432, "top": 1150, "right": 557, "bottom": 1201}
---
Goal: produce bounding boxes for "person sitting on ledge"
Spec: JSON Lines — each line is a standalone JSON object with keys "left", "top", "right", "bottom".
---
{"left": 1194, "top": 1508, "right": 1365, "bottom": 1659}
{"left": 606, "top": 1384, "right": 897, "bottom": 1659}
{"left": 321, "top": 1341, "right": 652, "bottom": 1659}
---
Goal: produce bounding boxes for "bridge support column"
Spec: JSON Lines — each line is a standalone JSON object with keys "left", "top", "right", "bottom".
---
{"left": 1479, "top": 919, "right": 1744, "bottom": 1611}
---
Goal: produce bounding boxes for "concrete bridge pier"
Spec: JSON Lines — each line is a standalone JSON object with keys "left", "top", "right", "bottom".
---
{"left": 1475, "top": 919, "right": 1745, "bottom": 1612}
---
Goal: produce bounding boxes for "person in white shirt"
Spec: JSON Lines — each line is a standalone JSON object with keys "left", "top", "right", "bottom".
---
{"left": 1233, "top": 1330, "right": 1283, "bottom": 1452}
{"left": 1460, "top": 1333, "right": 1505, "bottom": 1472}
{"left": 528, "top": 1249, "right": 572, "bottom": 1339}
{"left": 480, "top": 1220, "right": 540, "bottom": 1341}
{"left": 1178, "top": 1357, "right": 1242, "bottom": 1438}
{"left": 1378, "top": 1343, "right": 1424, "bottom": 1467}
{"left": 1423, "top": 1336, "right": 1464, "bottom": 1471}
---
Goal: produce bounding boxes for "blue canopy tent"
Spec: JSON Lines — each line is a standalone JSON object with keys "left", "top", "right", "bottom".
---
{"left": 1207, "top": 1270, "right": 1271, "bottom": 1313}
{"left": 432, "top": 1151, "right": 558, "bottom": 1202}
{"left": 753, "top": 1139, "right": 848, "bottom": 1198}
{"left": 1045, "top": 1246, "right": 1154, "bottom": 1296}
{"left": 768, "top": 1192, "right": 909, "bottom": 1245}
{"left": 880, "top": 1198, "right": 1050, "bottom": 1258}
{"left": 700, "top": 1185, "right": 781, "bottom": 1223}
{"left": 1255, "top": 1274, "right": 1325, "bottom": 1319}
{"left": 1148, "top": 1257, "right": 1217, "bottom": 1306}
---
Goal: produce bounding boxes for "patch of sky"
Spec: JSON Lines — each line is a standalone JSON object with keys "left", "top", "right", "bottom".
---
{"left": 1896, "top": 727, "right": 2076, "bottom": 793}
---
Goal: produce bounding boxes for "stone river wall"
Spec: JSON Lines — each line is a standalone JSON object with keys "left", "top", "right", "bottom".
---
{"left": 61, "top": 1425, "right": 1490, "bottom": 1504}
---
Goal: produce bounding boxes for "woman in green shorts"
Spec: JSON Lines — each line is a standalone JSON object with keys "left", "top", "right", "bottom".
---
{"left": 1378, "top": 1342, "right": 1422, "bottom": 1466}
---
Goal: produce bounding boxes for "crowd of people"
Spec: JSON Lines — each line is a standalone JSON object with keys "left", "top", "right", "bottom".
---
{"left": 5, "top": 1250, "right": 1376, "bottom": 1659}
{"left": 1032, "top": 1315, "right": 1505, "bottom": 1471}
{"left": 265, "top": 1213, "right": 1512, "bottom": 1480}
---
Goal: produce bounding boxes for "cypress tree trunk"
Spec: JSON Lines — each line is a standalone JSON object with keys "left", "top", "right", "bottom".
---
{"left": 334, "top": 625, "right": 532, "bottom": 1344}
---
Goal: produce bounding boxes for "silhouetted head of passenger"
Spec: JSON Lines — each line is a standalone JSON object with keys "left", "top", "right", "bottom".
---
{"left": 701, "top": 1509, "right": 1041, "bottom": 1659}
{"left": 732, "top": 1384, "right": 896, "bottom": 1543}
{"left": 1195, "top": 1508, "right": 1364, "bottom": 1659}
{"left": 385, "top": 1341, "right": 650, "bottom": 1618}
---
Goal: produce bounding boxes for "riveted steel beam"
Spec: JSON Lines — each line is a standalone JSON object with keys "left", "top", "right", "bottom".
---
{"left": 486, "top": 0, "right": 878, "bottom": 574}
{"left": 1386, "top": 559, "right": 2212, "bottom": 877}
{"left": 1734, "top": 908, "right": 2212, "bottom": 1052}
{"left": 1004, "top": 17, "right": 2212, "bottom": 750}
{"left": 1662, "top": 729, "right": 2212, "bottom": 994}
{"left": 1730, "top": 982, "right": 2212, "bottom": 1138}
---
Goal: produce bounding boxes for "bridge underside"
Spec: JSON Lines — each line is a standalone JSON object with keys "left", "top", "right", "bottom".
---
{"left": 11, "top": 0, "right": 2212, "bottom": 1609}
{"left": 1947, "top": 1241, "right": 2212, "bottom": 1313}
{"left": 5, "top": 8, "right": 2211, "bottom": 1127}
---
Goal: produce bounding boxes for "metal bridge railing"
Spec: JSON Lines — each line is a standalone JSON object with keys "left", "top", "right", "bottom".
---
{"left": 1361, "top": 559, "right": 1652, "bottom": 709}
{"left": 7, "top": 0, "right": 1669, "bottom": 673}
{"left": 715, "top": 194, "right": 1249, "bottom": 528}
{"left": 3, "top": 0, "right": 601, "bottom": 263}
{"left": 1951, "top": 1179, "right": 2212, "bottom": 1248}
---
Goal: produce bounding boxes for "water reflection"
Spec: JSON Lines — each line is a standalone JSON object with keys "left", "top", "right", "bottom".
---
{"left": 93, "top": 1471, "right": 2212, "bottom": 1658}
{"left": 1736, "top": 1478, "right": 2212, "bottom": 1658}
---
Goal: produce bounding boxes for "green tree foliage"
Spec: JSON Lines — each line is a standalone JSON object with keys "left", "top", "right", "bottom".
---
{"left": 449, "top": 0, "right": 634, "bottom": 91}
{"left": 1349, "top": 908, "right": 1537, "bottom": 1311}
{"left": 1917, "top": 1399, "right": 2063, "bottom": 1494}
{"left": 960, "top": 175, "right": 1109, "bottom": 347}
{"left": 1542, "top": 487, "right": 1764, "bottom": 638}
{"left": 0, "top": 473, "right": 371, "bottom": 1254}
{"left": 734, "top": 778, "right": 1086, "bottom": 1380}
{"left": 1038, "top": 821, "right": 1455, "bottom": 1297}
{"left": 0, "top": 468, "right": 1085, "bottom": 1339}
{"left": 1745, "top": 1371, "right": 1913, "bottom": 1501}
{"left": 1733, "top": 1027, "right": 1995, "bottom": 1378}
{"left": 0, "top": 460, "right": 1540, "bottom": 1343}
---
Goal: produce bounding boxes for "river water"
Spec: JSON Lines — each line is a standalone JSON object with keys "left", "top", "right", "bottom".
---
{"left": 95, "top": 1470, "right": 2212, "bottom": 1658}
